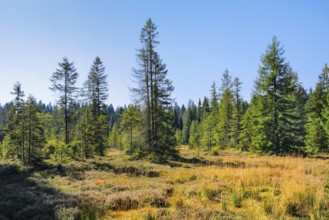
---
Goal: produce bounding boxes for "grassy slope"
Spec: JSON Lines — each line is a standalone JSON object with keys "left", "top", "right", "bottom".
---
{"left": 1, "top": 147, "right": 329, "bottom": 219}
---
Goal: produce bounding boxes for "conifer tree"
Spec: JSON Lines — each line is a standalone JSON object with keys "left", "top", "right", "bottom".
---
{"left": 201, "top": 113, "right": 216, "bottom": 151}
{"left": 251, "top": 37, "right": 305, "bottom": 153}
{"left": 189, "top": 120, "right": 200, "bottom": 148}
{"left": 131, "top": 18, "right": 176, "bottom": 160}
{"left": 109, "top": 122, "right": 122, "bottom": 149}
{"left": 239, "top": 96, "right": 266, "bottom": 152}
{"left": 210, "top": 82, "right": 218, "bottom": 111}
{"left": 231, "top": 77, "right": 243, "bottom": 148}
{"left": 5, "top": 82, "right": 26, "bottom": 161}
{"left": 84, "top": 56, "right": 109, "bottom": 117}
{"left": 217, "top": 69, "right": 234, "bottom": 149}
{"left": 3, "top": 84, "right": 45, "bottom": 163}
{"left": 120, "top": 105, "right": 142, "bottom": 155}
{"left": 82, "top": 57, "right": 109, "bottom": 156}
{"left": 306, "top": 64, "right": 329, "bottom": 152}
{"left": 24, "top": 95, "right": 46, "bottom": 163}
{"left": 74, "top": 106, "right": 95, "bottom": 158}
{"left": 50, "top": 57, "right": 78, "bottom": 147}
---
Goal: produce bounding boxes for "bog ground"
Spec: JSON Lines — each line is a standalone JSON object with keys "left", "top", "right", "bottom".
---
{"left": 1, "top": 147, "right": 329, "bottom": 220}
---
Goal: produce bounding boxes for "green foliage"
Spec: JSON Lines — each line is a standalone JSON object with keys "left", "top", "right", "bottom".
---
{"left": 45, "top": 136, "right": 72, "bottom": 164}
{"left": 217, "top": 69, "right": 234, "bottom": 149}
{"left": 201, "top": 113, "right": 216, "bottom": 151}
{"left": 24, "top": 95, "right": 46, "bottom": 162}
{"left": 0, "top": 142, "right": 2, "bottom": 159}
{"left": 1, "top": 135, "right": 13, "bottom": 159}
{"left": 109, "top": 122, "right": 122, "bottom": 149}
{"left": 188, "top": 120, "right": 200, "bottom": 147}
{"left": 201, "top": 113, "right": 217, "bottom": 151}
{"left": 50, "top": 57, "right": 79, "bottom": 146}
{"left": 131, "top": 18, "right": 177, "bottom": 160}
{"left": 74, "top": 106, "right": 95, "bottom": 158}
{"left": 232, "top": 190, "right": 243, "bottom": 208}
{"left": 231, "top": 77, "right": 244, "bottom": 148}
{"left": 175, "top": 129, "right": 182, "bottom": 146}
{"left": 249, "top": 36, "right": 306, "bottom": 153}
{"left": 239, "top": 96, "right": 266, "bottom": 152}
{"left": 4, "top": 84, "right": 46, "bottom": 163}
{"left": 306, "top": 64, "right": 329, "bottom": 152}
{"left": 81, "top": 56, "right": 109, "bottom": 156}
{"left": 120, "top": 105, "right": 142, "bottom": 155}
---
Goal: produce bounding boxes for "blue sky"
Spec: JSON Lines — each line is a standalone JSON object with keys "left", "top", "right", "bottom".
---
{"left": 0, "top": 1, "right": 328, "bottom": 107}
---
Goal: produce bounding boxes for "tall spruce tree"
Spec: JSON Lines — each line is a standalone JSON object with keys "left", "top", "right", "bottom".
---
{"left": 24, "top": 95, "right": 46, "bottom": 163}
{"left": 50, "top": 57, "right": 78, "bottom": 147}
{"left": 82, "top": 57, "right": 109, "bottom": 156}
{"left": 201, "top": 84, "right": 219, "bottom": 151}
{"left": 84, "top": 57, "right": 109, "bottom": 117}
{"left": 5, "top": 82, "right": 26, "bottom": 161}
{"left": 251, "top": 36, "right": 305, "bottom": 153}
{"left": 131, "top": 18, "right": 176, "bottom": 160}
{"left": 217, "top": 69, "right": 234, "bottom": 149}
{"left": 232, "top": 77, "right": 243, "bottom": 148}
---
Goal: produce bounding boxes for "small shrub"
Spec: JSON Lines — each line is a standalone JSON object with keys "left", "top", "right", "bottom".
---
{"left": 211, "top": 147, "right": 220, "bottom": 156}
{"left": 285, "top": 199, "right": 308, "bottom": 217}
{"left": 232, "top": 191, "right": 243, "bottom": 208}
{"left": 202, "top": 188, "right": 221, "bottom": 201}
{"left": 263, "top": 199, "right": 273, "bottom": 214}
{"left": 145, "top": 211, "right": 156, "bottom": 220}
{"left": 189, "top": 174, "right": 197, "bottom": 181}
{"left": 77, "top": 205, "right": 98, "bottom": 220}
{"left": 55, "top": 207, "right": 79, "bottom": 220}
{"left": 175, "top": 197, "right": 185, "bottom": 209}
{"left": 155, "top": 209, "right": 171, "bottom": 219}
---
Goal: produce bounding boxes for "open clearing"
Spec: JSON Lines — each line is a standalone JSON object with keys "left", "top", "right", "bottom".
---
{"left": 1, "top": 148, "right": 329, "bottom": 219}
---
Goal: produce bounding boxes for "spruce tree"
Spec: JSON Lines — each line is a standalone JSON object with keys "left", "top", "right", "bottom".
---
{"left": 74, "top": 106, "right": 95, "bottom": 158}
{"left": 252, "top": 36, "right": 305, "bottom": 153}
{"left": 217, "top": 69, "right": 234, "bottom": 149}
{"left": 83, "top": 56, "right": 109, "bottom": 117}
{"left": 50, "top": 57, "right": 78, "bottom": 147}
{"left": 82, "top": 57, "right": 109, "bottom": 156}
{"left": 189, "top": 120, "right": 200, "bottom": 148}
{"left": 120, "top": 105, "right": 142, "bottom": 155}
{"left": 231, "top": 77, "right": 243, "bottom": 148}
{"left": 239, "top": 95, "right": 266, "bottom": 152}
{"left": 5, "top": 82, "right": 26, "bottom": 161}
{"left": 131, "top": 18, "right": 176, "bottom": 160}
{"left": 24, "top": 95, "right": 46, "bottom": 163}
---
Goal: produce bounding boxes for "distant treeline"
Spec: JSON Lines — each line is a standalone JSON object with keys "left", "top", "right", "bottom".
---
{"left": 0, "top": 19, "right": 328, "bottom": 164}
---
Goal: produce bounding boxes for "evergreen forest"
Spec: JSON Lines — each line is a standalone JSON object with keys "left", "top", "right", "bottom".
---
{"left": 1, "top": 19, "right": 329, "bottom": 164}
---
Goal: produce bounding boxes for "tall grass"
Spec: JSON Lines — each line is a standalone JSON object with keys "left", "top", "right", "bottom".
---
{"left": 2, "top": 148, "right": 329, "bottom": 219}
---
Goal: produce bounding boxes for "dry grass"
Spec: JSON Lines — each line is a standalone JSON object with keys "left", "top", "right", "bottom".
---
{"left": 1, "top": 148, "right": 329, "bottom": 219}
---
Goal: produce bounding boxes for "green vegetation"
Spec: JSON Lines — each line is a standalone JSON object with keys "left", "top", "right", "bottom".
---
{"left": 1, "top": 18, "right": 329, "bottom": 219}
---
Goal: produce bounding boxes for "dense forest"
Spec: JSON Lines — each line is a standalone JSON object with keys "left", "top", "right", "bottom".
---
{"left": 1, "top": 18, "right": 329, "bottom": 165}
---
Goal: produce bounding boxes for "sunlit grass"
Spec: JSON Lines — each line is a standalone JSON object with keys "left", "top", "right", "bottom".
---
{"left": 2, "top": 147, "right": 329, "bottom": 219}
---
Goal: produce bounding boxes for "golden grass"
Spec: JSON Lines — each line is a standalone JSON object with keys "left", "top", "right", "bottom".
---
{"left": 4, "top": 147, "right": 329, "bottom": 219}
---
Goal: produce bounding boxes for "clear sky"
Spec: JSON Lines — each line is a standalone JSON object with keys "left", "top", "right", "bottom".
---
{"left": 0, "top": 1, "right": 328, "bottom": 107}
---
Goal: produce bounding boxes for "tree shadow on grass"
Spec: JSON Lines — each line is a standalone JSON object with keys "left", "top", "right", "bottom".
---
{"left": 0, "top": 163, "right": 95, "bottom": 220}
